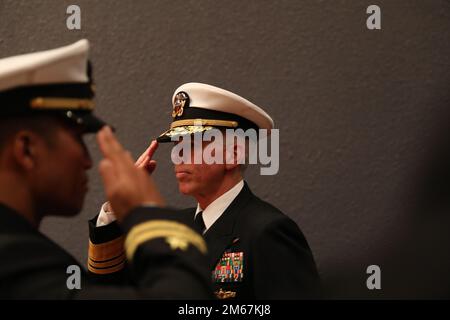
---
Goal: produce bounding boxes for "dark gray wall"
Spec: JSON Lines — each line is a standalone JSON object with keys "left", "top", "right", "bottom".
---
{"left": 1, "top": 0, "right": 449, "bottom": 298}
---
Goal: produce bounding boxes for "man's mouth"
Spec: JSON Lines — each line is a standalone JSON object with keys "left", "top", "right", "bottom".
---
{"left": 175, "top": 169, "right": 191, "bottom": 179}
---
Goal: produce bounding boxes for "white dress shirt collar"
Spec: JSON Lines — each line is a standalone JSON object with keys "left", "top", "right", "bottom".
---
{"left": 195, "top": 180, "right": 245, "bottom": 232}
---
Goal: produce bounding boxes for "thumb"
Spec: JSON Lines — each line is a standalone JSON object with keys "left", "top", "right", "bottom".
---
{"left": 145, "top": 160, "right": 157, "bottom": 174}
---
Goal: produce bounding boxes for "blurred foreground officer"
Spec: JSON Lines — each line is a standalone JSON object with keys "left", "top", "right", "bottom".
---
{"left": 92, "top": 83, "right": 320, "bottom": 299}
{"left": 0, "top": 40, "right": 210, "bottom": 299}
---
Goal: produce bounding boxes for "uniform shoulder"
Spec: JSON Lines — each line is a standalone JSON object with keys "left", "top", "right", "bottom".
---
{"left": 245, "top": 191, "right": 288, "bottom": 219}
{"left": 0, "top": 231, "right": 77, "bottom": 287}
{"left": 238, "top": 190, "right": 300, "bottom": 235}
{"left": 0, "top": 230, "right": 75, "bottom": 262}
{"left": 177, "top": 207, "right": 197, "bottom": 215}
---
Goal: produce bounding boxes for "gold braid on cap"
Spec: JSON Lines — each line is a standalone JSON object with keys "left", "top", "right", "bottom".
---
{"left": 30, "top": 97, "right": 94, "bottom": 110}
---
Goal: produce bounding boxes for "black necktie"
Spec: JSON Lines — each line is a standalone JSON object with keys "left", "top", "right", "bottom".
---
{"left": 194, "top": 211, "right": 206, "bottom": 233}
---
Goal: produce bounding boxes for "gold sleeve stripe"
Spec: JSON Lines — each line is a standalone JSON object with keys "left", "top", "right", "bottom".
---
{"left": 88, "top": 236, "right": 125, "bottom": 262}
{"left": 30, "top": 97, "right": 94, "bottom": 110}
{"left": 88, "top": 260, "right": 125, "bottom": 275}
{"left": 88, "top": 251, "right": 124, "bottom": 263}
{"left": 88, "top": 252, "right": 126, "bottom": 269}
{"left": 125, "top": 220, "right": 207, "bottom": 261}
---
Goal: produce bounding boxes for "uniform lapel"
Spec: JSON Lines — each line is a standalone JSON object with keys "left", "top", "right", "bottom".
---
{"left": 204, "top": 183, "right": 253, "bottom": 270}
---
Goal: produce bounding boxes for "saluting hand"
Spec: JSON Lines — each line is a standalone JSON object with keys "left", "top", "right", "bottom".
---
{"left": 135, "top": 140, "right": 158, "bottom": 174}
{"left": 102, "top": 138, "right": 160, "bottom": 213}
{"left": 97, "top": 127, "right": 165, "bottom": 222}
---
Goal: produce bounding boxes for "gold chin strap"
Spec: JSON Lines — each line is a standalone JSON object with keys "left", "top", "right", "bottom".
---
{"left": 30, "top": 97, "right": 94, "bottom": 111}
{"left": 170, "top": 119, "right": 238, "bottom": 129}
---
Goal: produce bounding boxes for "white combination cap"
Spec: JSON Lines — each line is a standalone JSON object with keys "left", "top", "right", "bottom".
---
{"left": 0, "top": 39, "right": 106, "bottom": 132}
{"left": 157, "top": 82, "right": 274, "bottom": 142}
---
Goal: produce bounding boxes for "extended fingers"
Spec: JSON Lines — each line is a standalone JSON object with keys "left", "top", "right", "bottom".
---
{"left": 135, "top": 140, "right": 158, "bottom": 168}
{"left": 147, "top": 140, "right": 159, "bottom": 159}
{"left": 135, "top": 146, "right": 151, "bottom": 167}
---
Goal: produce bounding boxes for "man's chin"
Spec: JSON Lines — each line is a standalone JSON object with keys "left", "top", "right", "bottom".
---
{"left": 178, "top": 182, "right": 194, "bottom": 196}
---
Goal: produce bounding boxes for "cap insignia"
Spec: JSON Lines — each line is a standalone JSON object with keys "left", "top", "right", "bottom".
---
{"left": 172, "top": 91, "right": 189, "bottom": 118}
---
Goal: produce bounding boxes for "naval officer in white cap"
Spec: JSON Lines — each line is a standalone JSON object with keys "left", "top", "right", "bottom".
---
{"left": 90, "top": 82, "right": 320, "bottom": 299}
{"left": 0, "top": 41, "right": 211, "bottom": 299}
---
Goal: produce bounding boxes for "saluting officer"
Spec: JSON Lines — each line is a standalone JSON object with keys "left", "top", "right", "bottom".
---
{"left": 0, "top": 40, "right": 211, "bottom": 299}
{"left": 90, "top": 82, "right": 320, "bottom": 299}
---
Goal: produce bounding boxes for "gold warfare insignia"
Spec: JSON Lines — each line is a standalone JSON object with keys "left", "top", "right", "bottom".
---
{"left": 172, "top": 91, "right": 189, "bottom": 118}
{"left": 215, "top": 288, "right": 237, "bottom": 300}
{"left": 166, "top": 236, "right": 189, "bottom": 251}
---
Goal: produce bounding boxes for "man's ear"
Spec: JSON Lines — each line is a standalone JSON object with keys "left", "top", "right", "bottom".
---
{"left": 225, "top": 142, "right": 244, "bottom": 171}
{"left": 11, "top": 131, "right": 40, "bottom": 170}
